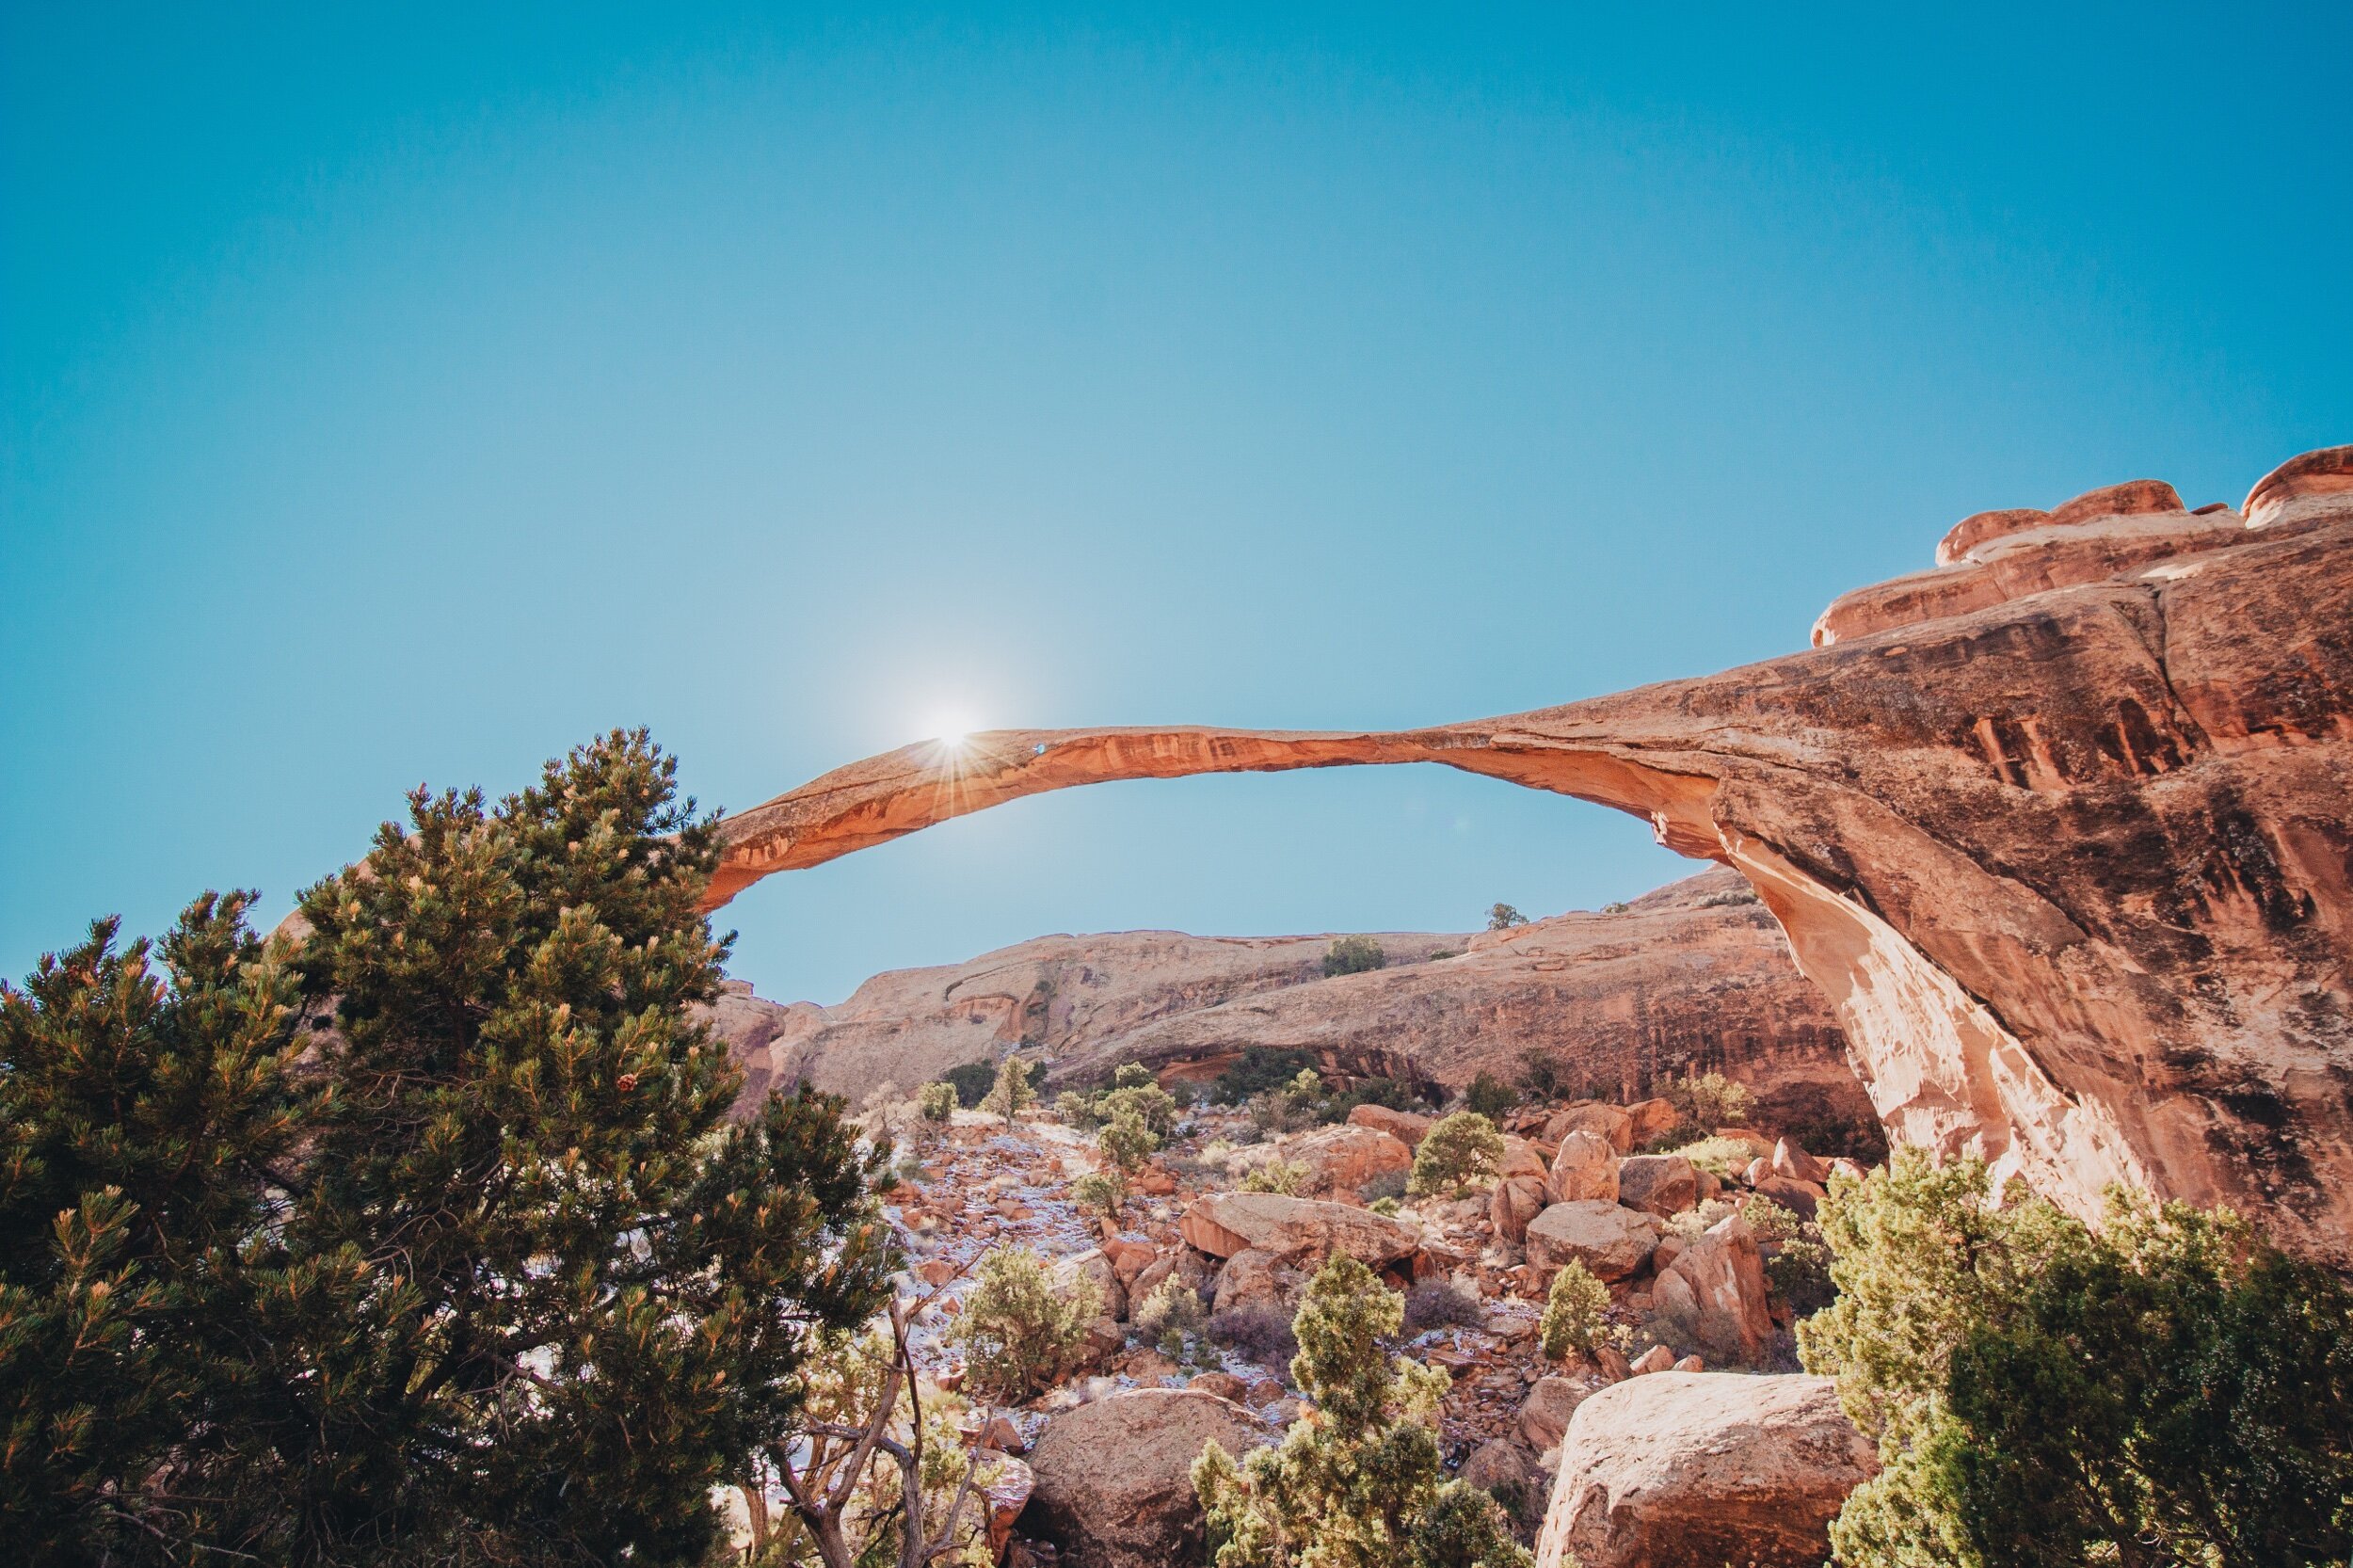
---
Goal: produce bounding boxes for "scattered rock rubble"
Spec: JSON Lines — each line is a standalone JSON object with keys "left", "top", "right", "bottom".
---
{"left": 849, "top": 1083, "right": 1870, "bottom": 1564}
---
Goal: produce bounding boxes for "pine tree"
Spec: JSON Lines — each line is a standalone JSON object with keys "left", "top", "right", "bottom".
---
{"left": 1, "top": 730, "right": 898, "bottom": 1565}
{"left": 1193, "top": 1256, "right": 1529, "bottom": 1568}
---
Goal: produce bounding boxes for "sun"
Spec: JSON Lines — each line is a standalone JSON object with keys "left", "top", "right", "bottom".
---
{"left": 923, "top": 709, "right": 983, "bottom": 752}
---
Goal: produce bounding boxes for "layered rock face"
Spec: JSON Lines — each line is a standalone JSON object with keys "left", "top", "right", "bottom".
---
{"left": 710, "top": 446, "right": 2353, "bottom": 1264}
{"left": 714, "top": 868, "right": 1865, "bottom": 1128}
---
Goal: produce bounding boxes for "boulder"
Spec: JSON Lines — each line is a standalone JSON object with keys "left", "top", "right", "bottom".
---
{"left": 982, "top": 1454, "right": 1034, "bottom": 1557}
{"left": 1181, "top": 1192, "right": 1421, "bottom": 1266}
{"left": 1490, "top": 1175, "right": 1550, "bottom": 1242}
{"left": 1629, "top": 1345, "right": 1676, "bottom": 1375}
{"left": 1653, "top": 1214, "right": 1772, "bottom": 1365}
{"left": 1524, "top": 1201, "right": 1658, "bottom": 1282}
{"left": 1102, "top": 1236, "right": 1158, "bottom": 1284}
{"left": 1212, "top": 1248, "right": 1304, "bottom": 1315}
{"left": 1500, "top": 1137, "right": 1550, "bottom": 1182}
{"left": 1625, "top": 1098, "right": 1683, "bottom": 1144}
{"left": 1025, "top": 1388, "right": 1272, "bottom": 1568}
{"left": 1129, "top": 1246, "right": 1211, "bottom": 1304}
{"left": 1544, "top": 1102, "right": 1635, "bottom": 1154}
{"left": 1518, "top": 1374, "right": 1601, "bottom": 1451}
{"left": 1462, "top": 1437, "right": 1536, "bottom": 1495}
{"left": 1188, "top": 1370, "right": 1248, "bottom": 1401}
{"left": 1617, "top": 1155, "right": 1700, "bottom": 1217}
{"left": 1347, "top": 1103, "right": 1435, "bottom": 1146}
{"left": 1055, "top": 1248, "right": 1127, "bottom": 1321}
{"left": 1281, "top": 1123, "right": 1413, "bottom": 1196}
{"left": 1772, "top": 1138, "right": 1830, "bottom": 1184}
{"left": 1545, "top": 1130, "right": 1619, "bottom": 1206}
{"left": 1534, "top": 1373, "right": 1878, "bottom": 1568}
{"left": 1752, "top": 1174, "right": 1826, "bottom": 1220}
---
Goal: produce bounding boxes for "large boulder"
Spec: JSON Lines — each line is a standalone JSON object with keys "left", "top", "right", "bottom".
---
{"left": 1543, "top": 1101, "right": 1636, "bottom": 1154}
{"left": 1054, "top": 1248, "right": 1128, "bottom": 1321}
{"left": 1625, "top": 1098, "right": 1683, "bottom": 1145}
{"left": 1281, "top": 1123, "right": 1413, "bottom": 1196}
{"left": 1617, "top": 1155, "right": 1700, "bottom": 1217}
{"left": 1772, "top": 1138, "right": 1830, "bottom": 1184}
{"left": 1500, "top": 1137, "right": 1550, "bottom": 1182}
{"left": 1752, "top": 1174, "right": 1826, "bottom": 1220}
{"left": 1518, "top": 1373, "right": 1604, "bottom": 1452}
{"left": 1651, "top": 1214, "right": 1771, "bottom": 1365}
{"left": 1491, "top": 1175, "right": 1550, "bottom": 1242}
{"left": 1179, "top": 1192, "right": 1420, "bottom": 1266}
{"left": 1524, "top": 1201, "right": 1658, "bottom": 1282}
{"left": 1546, "top": 1130, "right": 1620, "bottom": 1205}
{"left": 1347, "top": 1103, "right": 1435, "bottom": 1146}
{"left": 1211, "top": 1248, "right": 1305, "bottom": 1315}
{"left": 1534, "top": 1373, "right": 1878, "bottom": 1568}
{"left": 1025, "top": 1388, "right": 1272, "bottom": 1568}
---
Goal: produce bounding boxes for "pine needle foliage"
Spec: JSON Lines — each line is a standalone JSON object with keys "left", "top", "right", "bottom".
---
{"left": 1801, "top": 1149, "right": 2353, "bottom": 1567}
{"left": 1, "top": 730, "right": 897, "bottom": 1566}
{"left": 1193, "top": 1256, "right": 1528, "bottom": 1568}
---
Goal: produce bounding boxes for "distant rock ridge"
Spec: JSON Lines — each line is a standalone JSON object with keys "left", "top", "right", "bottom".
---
{"left": 707, "top": 446, "right": 2353, "bottom": 1264}
{"left": 714, "top": 865, "right": 1869, "bottom": 1139}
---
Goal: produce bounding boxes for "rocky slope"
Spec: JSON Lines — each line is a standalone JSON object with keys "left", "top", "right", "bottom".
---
{"left": 712, "top": 868, "right": 1869, "bottom": 1136}
{"left": 706, "top": 445, "right": 2353, "bottom": 1264}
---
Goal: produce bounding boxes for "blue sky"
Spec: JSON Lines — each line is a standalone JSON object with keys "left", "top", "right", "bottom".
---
{"left": 7, "top": 4, "right": 2348, "bottom": 1005}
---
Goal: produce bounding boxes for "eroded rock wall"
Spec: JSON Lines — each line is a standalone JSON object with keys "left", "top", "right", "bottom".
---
{"left": 716, "top": 868, "right": 1866, "bottom": 1136}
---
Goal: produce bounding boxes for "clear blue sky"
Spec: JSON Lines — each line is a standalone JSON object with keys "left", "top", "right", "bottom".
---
{"left": 7, "top": 4, "right": 2348, "bottom": 1006}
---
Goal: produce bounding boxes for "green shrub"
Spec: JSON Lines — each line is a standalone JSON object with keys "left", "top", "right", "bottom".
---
{"left": 1402, "top": 1279, "right": 1484, "bottom": 1334}
{"left": 1100, "top": 1080, "right": 1179, "bottom": 1137}
{"left": 1070, "top": 1170, "right": 1125, "bottom": 1217}
{"left": 980, "top": 1056, "right": 1035, "bottom": 1118}
{"left": 1464, "top": 1071, "right": 1517, "bottom": 1120}
{"left": 1368, "top": 1196, "right": 1401, "bottom": 1216}
{"left": 1241, "top": 1159, "right": 1311, "bottom": 1195}
{"left": 952, "top": 1245, "right": 1097, "bottom": 1401}
{"left": 1134, "top": 1275, "right": 1207, "bottom": 1356}
{"left": 1663, "top": 1069, "right": 1752, "bottom": 1128}
{"left": 1321, "top": 936, "right": 1385, "bottom": 977}
{"left": 917, "top": 1080, "right": 959, "bottom": 1122}
{"left": 942, "top": 1059, "right": 999, "bottom": 1109}
{"left": 1801, "top": 1150, "right": 2353, "bottom": 1566}
{"left": 1486, "top": 903, "right": 1529, "bottom": 931}
{"left": 1097, "top": 1108, "right": 1161, "bottom": 1175}
{"left": 1539, "top": 1260, "right": 1614, "bottom": 1361}
{"left": 1407, "top": 1111, "right": 1506, "bottom": 1198}
{"left": 1663, "top": 1197, "right": 1738, "bottom": 1241}
{"left": 1193, "top": 1256, "right": 1527, "bottom": 1568}
{"left": 1112, "top": 1062, "right": 1156, "bottom": 1091}
{"left": 1319, "top": 1073, "right": 1435, "bottom": 1122}
{"left": 1666, "top": 1134, "right": 1755, "bottom": 1179}
{"left": 1210, "top": 1047, "right": 1318, "bottom": 1105}
{"left": 1053, "top": 1089, "right": 1101, "bottom": 1129}
{"left": 1251, "top": 1067, "right": 1329, "bottom": 1136}
{"left": 0, "top": 731, "right": 897, "bottom": 1564}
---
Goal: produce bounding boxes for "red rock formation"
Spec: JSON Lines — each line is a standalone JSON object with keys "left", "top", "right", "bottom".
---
{"left": 709, "top": 447, "right": 2353, "bottom": 1264}
{"left": 714, "top": 868, "right": 1865, "bottom": 1132}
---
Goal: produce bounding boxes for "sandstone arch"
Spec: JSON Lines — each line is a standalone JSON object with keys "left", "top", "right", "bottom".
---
{"left": 712, "top": 447, "right": 2353, "bottom": 1262}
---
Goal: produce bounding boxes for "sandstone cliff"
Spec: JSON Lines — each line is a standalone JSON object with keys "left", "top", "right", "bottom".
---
{"left": 715, "top": 867, "right": 1866, "bottom": 1138}
{"left": 709, "top": 446, "right": 2353, "bottom": 1264}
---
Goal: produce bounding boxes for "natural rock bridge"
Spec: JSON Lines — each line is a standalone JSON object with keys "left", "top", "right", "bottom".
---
{"left": 710, "top": 447, "right": 2353, "bottom": 1263}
